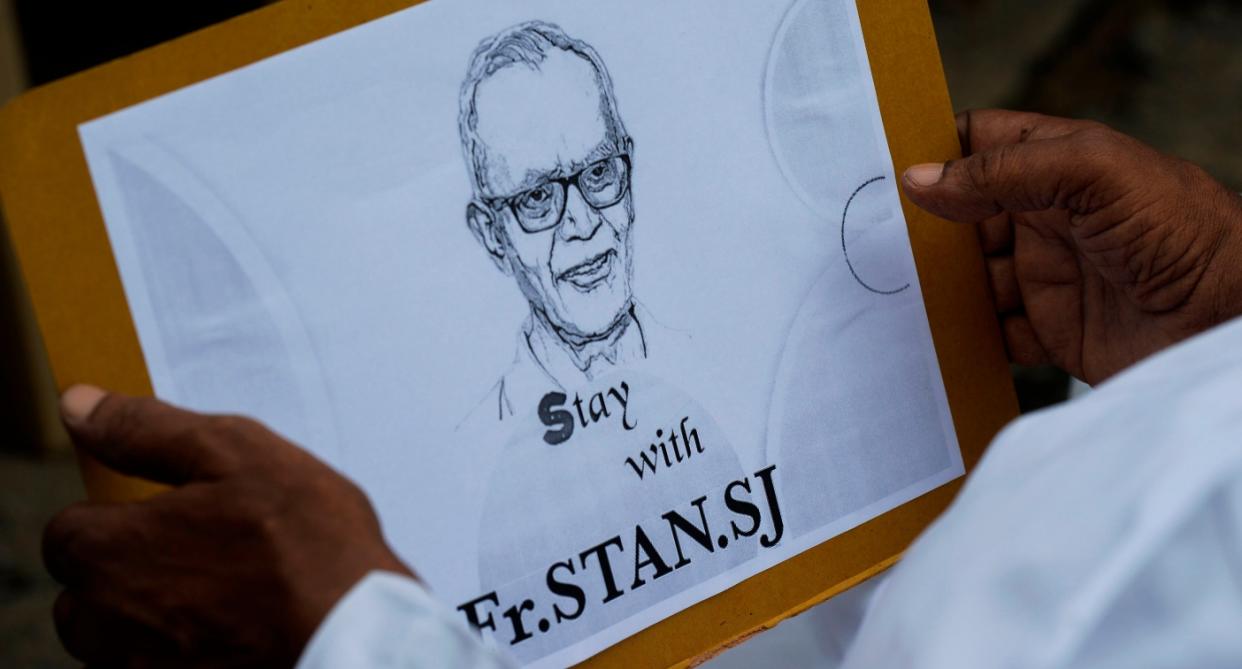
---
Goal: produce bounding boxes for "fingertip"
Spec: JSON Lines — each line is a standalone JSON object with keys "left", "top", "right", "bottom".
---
{"left": 903, "top": 162, "right": 946, "bottom": 189}
{"left": 60, "top": 385, "right": 108, "bottom": 427}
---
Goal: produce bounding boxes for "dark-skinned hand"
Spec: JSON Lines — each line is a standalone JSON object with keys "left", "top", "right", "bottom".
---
{"left": 903, "top": 109, "right": 1242, "bottom": 384}
{"left": 43, "top": 385, "right": 413, "bottom": 668}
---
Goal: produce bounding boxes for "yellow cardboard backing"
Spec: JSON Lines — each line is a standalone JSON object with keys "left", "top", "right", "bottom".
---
{"left": 0, "top": 1, "right": 1017, "bottom": 665}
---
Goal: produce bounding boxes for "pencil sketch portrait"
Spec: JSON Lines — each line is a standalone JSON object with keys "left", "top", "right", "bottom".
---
{"left": 459, "top": 21, "right": 646, "bottom": 422}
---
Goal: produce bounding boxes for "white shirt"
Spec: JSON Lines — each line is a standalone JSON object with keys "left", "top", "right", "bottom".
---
{"left": 300, "top": 315, "right": 1242, "bottom": 669}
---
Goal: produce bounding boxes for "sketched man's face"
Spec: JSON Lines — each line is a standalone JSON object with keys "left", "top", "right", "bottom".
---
{"left": 472, "top": 51, "right": 634, "bottom": 340}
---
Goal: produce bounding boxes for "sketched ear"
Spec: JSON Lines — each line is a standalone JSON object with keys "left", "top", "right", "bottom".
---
{"left": 466, "top": 201, "right": 510, "bottom": 273}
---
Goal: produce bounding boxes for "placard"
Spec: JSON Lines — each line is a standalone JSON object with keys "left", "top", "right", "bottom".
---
{"left": 0, "top": 1, "right": 1017, "bottom": 665}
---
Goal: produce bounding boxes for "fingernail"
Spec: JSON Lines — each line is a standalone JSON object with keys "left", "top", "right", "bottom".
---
{"left": 905, "top": 163, "right": 945, "bottom": 187}
{"left": 61, "top": 385, "right": 107, "bottom": 425}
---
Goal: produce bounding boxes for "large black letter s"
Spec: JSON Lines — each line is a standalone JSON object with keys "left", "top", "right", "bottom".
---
{"left": 547, "top": 559, "right": 586, "bottom": 623}
{"left": 539, "top": 392, "right": 574, "bottom": 445}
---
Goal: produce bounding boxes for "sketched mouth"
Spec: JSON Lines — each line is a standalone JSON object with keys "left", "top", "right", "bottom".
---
{"left": 557, "top": 250, "right": 615, "bottom": 290}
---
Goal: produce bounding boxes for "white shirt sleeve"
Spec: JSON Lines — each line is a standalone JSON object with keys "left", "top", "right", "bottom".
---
{"left": 842, "top": 316, "right": 1242, "bottom": 669}
{"left": 296, "top": 572, "right": 514, "bottom": 669}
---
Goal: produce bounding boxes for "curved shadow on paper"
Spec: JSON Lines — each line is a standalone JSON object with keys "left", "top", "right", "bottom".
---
{"left": 109, "top": 144, "right": 341, "bottom": 463}
{"left": 764, "top": 0, "right": 880, "bottom": 221}
{"left": 763, "top": 181, "right": 953, "bottom": 538}
{"left": 764, "top": 1, "right": 910, "bottom": 297}
{"left": 764, "top": 274, "right": 954, "bottom": 536}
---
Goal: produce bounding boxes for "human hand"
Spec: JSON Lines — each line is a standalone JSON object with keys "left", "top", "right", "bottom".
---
{"left": 902, "top": 109, "right": 1242, "bottom": 384}
{"left": 43, "top": 385, "right": 413, "bottom": 668}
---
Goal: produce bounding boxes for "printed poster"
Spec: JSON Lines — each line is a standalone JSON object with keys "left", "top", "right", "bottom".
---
{"left": 78, "top": 0, "right": 963, "bottom": 665}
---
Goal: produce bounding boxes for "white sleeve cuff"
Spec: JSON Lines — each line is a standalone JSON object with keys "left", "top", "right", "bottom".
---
{"left": 297, "top": 571, "right": 513, "bottom": 669}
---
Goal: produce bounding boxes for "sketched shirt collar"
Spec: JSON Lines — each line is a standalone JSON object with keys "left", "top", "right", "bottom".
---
{"left": 523, "top": 304, "right": 647, "bottom": 390}
{"left": 488, "top": 305, "right": 648, "bottom": 422}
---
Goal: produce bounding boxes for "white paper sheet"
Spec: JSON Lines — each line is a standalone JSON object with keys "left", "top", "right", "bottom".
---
{"left": 78, "top": 1, "right": 963, "bottom": 665}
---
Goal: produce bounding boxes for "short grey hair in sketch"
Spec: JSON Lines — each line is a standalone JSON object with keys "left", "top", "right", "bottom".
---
{"left": 458, "top": 21, "right": 647, "bottom": 423}
{"left": 459, "top": 23, "right": 629, "bottom": 195}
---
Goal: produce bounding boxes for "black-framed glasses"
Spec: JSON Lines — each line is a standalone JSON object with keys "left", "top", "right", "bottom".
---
{"left": 485, "top": 154, "right": 631, "bottom": 234}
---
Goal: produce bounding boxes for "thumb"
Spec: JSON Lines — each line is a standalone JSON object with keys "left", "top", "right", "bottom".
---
{"left": 901, "top": 128, "right": 1139, "bottom": 224}
{"left": 60, "top": 385, "right": 234, "bottom": 485}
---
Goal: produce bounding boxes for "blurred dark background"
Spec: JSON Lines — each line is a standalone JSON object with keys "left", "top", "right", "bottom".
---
{"left": 1, "top": 0, "right": 1239, "bottom": 665}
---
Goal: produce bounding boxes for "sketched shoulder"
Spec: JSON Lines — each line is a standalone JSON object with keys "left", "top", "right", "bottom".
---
{"left": 460, "top": 346, "right": 530, "bottom": 428}
{"left": 455, "top": 303, "right": 687, "bottom": 432}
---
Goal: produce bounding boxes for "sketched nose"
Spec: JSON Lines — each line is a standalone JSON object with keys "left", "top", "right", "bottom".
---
{"left": 559, "top": 184, "right": 600, "bottom": 241}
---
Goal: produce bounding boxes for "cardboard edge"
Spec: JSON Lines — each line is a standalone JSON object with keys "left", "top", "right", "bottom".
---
{"left": 0, "top": 75, "right": 174, "bottom": 502}
{"left": 680, "top": 554, "right": 900, "bottom": 668}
